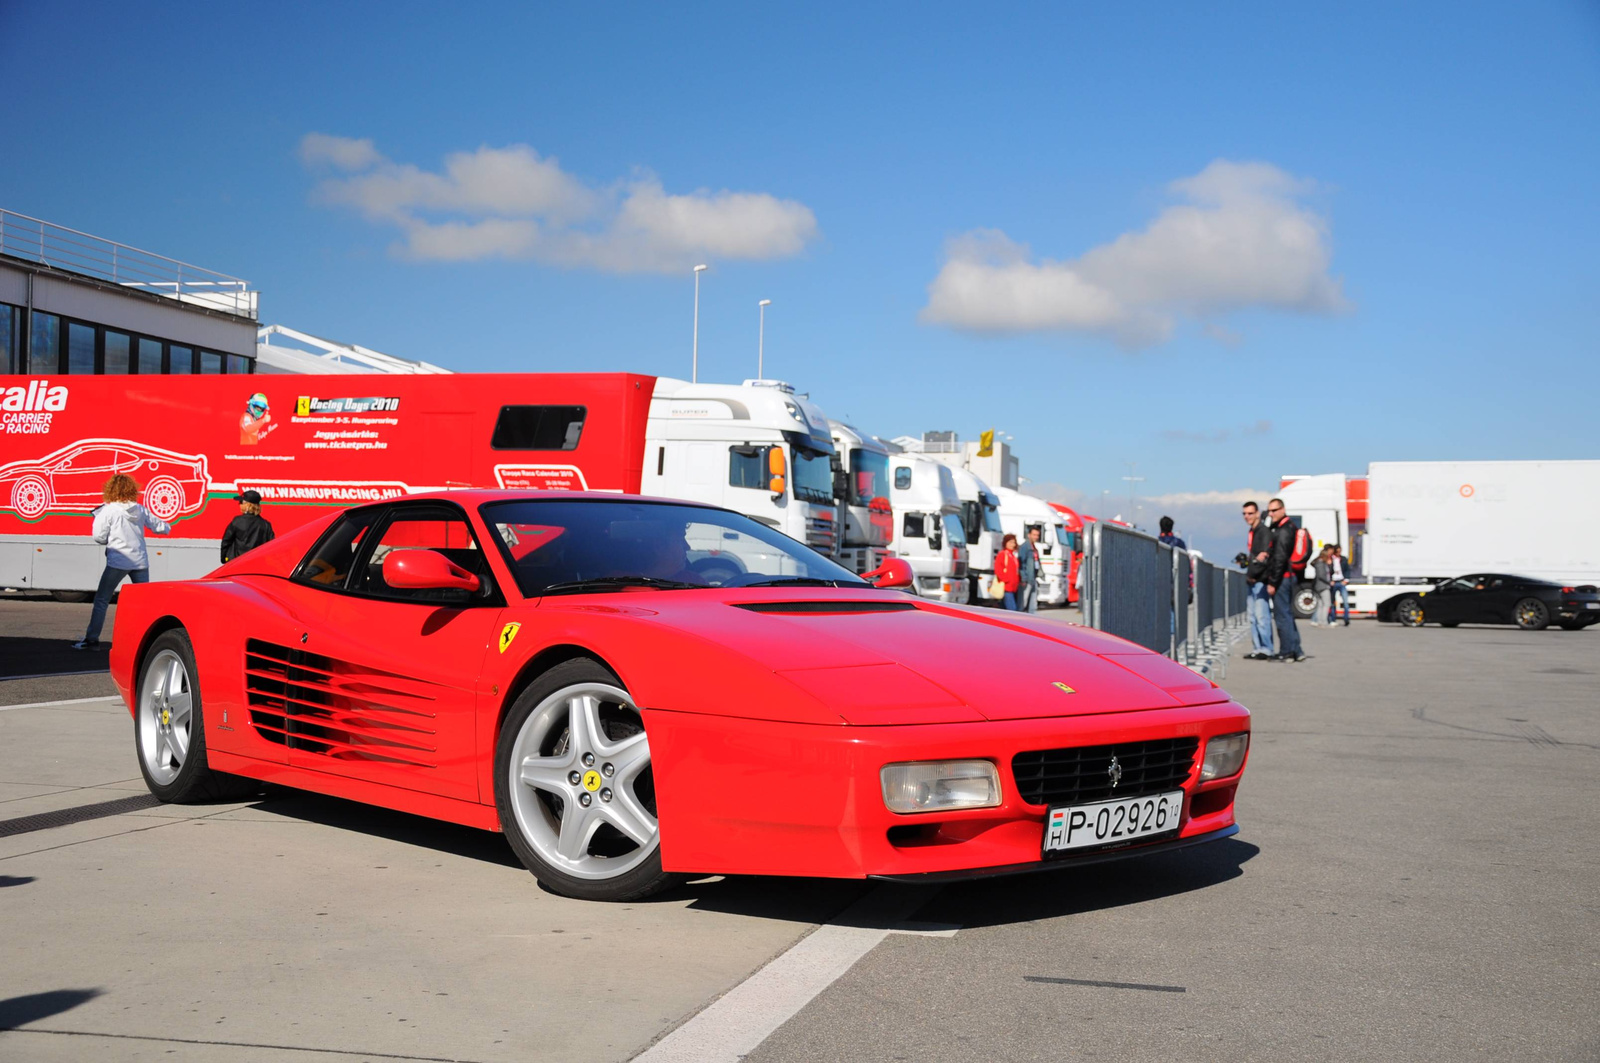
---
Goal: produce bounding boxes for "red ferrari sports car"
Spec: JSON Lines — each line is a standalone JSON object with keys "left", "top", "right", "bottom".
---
{"left": 110, "top": 491, "right": 1250, "bottom": 901}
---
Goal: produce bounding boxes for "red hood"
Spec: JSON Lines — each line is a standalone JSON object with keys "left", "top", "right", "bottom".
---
{"left": 570, "top": 592, "right": 1226, "bottom": 725}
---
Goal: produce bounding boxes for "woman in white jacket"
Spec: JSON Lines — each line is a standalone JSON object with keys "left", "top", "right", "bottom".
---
{"left": 72, "top": 474, "right": 171, "bottom": 650}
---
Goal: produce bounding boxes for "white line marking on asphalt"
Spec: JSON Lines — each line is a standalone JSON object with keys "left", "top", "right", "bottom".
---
{"left": 631, "top": 884, "right": 943, "bottom": 1063}
{"left": 0, "top": 695, "right": 122, "bottom": 712}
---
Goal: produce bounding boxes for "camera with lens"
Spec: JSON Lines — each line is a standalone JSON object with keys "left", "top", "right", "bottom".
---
{"left": 1233, "top": 551, "right": 1250, "bottom": 568}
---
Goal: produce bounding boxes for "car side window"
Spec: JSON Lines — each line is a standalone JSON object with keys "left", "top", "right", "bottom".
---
{"left": 352, "top": 505, "right": 498, "bottom": 605}
{"left": 293, "top": 509, "right": 383, "bottom": 589}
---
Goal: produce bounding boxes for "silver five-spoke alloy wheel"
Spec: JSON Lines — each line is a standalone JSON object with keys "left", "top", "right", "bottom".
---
{"left": 507, "top": 681, "right": 658, "bottom": 881}
{"left": 139, "top": 648, "right": 193, "bottom": 786}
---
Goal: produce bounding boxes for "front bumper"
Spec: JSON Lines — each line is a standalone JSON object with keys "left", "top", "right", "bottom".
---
{"left": 870, "top": 824, "right": 1240, "bottom": 883}
{"left": 644, "top": 700, "right": 1249, "bottom": 879}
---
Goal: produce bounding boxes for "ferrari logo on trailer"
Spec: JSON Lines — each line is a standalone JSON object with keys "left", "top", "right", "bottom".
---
{"left": 498, "top": 623, "right": 521, "bottom": 654}
{"left": 1052, "top": 682, "right": 1076, "bottom": 694}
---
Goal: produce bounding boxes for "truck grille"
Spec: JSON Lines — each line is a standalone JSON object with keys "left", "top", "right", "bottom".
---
{"left": 805, "top": 514, "right": 836, "bottom": 552}
{"left": 1012, "top": 737, "right": 1199, "bottom": 807}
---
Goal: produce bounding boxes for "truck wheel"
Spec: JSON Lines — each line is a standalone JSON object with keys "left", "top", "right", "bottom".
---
{"left": 1395, "top": 597, "right": 1425, "bottom": 627}
{"left": 1514, "top": 598, "right": 1550, "bottom": 631}
{"left": 11, "top": 475, "right": 51, "bottom": 519}
{"left": 1292, "top": 584, "right": 1317, "bottom": 619}
{"left": 50, "top": 590, "right": 94, "bottom": 603}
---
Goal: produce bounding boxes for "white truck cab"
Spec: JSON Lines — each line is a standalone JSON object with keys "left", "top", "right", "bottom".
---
{"left": 887, "top": 455, "right": 969, "bottom": 604}
{"left": 642, "top": 378, "right": 838, "bottom": 560}
{"left": 827, "top": 419, "right": 894, "bottom": 576}
{"left": 994, "top": 486, "right": 1069, "bottom": 606}
{"left": 947, "top": 465, "right": 1004, "bottom": 604}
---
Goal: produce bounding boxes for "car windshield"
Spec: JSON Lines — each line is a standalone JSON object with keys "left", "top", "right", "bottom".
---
{"left": 849, "top": 447, "right": 889, "bottom": 507}
{"left": 480, "top": 499, "right": 867, "bottom": 597}
{"left": 791, "top": 445, "right": 835, "bottom": 505}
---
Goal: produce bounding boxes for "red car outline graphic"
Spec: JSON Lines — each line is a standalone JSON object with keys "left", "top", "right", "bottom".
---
{"left": 0, "top": 438, "right": 211, "bottom": 522}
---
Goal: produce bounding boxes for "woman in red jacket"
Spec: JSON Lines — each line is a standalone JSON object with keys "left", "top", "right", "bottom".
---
{"left": 995, "top": 533, "right": 1021, "bottom": 610}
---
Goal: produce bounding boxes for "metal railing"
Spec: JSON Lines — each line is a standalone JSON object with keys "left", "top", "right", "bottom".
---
{"left": 1081, "top": 520, "right": 1250, "bottom": 676}
{"left": 0, "top": 208, "right": 258, "bottom": 320}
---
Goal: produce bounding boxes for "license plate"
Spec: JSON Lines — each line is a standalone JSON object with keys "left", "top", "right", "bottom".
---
{"left": 1044, "top": 790, "right": 1184, "bottom": 854}
{"left": 1586, "top": 603, "right": 1599, "bottom": 610}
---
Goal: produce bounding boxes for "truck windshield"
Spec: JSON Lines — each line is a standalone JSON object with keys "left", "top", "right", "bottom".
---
{"left": 791, "top": 445, "right": 835, "bottom": 505}
{"left": 943, "top": 514, "right": 967, "bottom": 554}
{"left": 982, "top": 497, "right": 1002, "bottom": 533}
{"left": 849, "top": 448, "right": 890, "bottom": 507}
{"left": 480, "top": 499, "right": 866, "bottom": 597}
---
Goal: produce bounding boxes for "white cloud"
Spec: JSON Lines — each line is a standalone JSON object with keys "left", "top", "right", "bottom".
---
{"left": 921, "top": 160, "right": 1350, "bottom": 347}
{"left": 299, "top": 134, "right": 818, "bottom": 273}
{"left": 1143, "top": 488, "right": 1271, "bottom": 506}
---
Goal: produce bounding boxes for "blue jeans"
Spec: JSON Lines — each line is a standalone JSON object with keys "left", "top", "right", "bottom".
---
{"left": 1002, "top": 590, "right": 1018, "bottom": 611}
{"left": 1330, "top": 582, "right": 1350, "bottom": 623}
{"left": 1247, "top": 580, "right": 1273, "bottom": 653}
{"left": 85, "top": 565, "right": 148, "bottom": 643}
{"left": 1272, "top": 574, "right": 1303, "bottom": 657}
{"left": 1020, "top": 582, "right": 1039, "bottom": 613}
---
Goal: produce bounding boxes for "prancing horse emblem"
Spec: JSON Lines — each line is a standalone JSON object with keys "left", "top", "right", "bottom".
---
{"left": 1107, "top": 755, "right": 1123, "bottom": 789}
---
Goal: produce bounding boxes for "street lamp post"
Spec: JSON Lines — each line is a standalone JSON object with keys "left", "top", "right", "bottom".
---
{"left": 692, "top": 264, "right": 708, "bottom": 383}
{"left": 757, "top": 299, "right": 771, "bottom": 379}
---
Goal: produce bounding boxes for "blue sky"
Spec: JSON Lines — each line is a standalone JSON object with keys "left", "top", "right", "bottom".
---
{"left": 2, "top": 2, "right": 1597, "bottom": 555}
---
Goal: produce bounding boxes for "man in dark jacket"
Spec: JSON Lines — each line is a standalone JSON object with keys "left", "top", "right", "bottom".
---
{"left": 1265, "top": 498, "right": 1305, "bottom": 661}
{"left": 220, "top": 490, "right": 275, "bottom": 563}
{"left": 1016, "top": 525, "right": 1044, "bottom": 613}
{"left": 1241, "top": 501, "right": 1274, "bottom": 659}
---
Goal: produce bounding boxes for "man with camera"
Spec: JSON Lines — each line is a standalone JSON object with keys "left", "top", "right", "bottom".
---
{"left": 1238, "top": 501, "right": 1275, "bottom": 660}
{"left": 1265, "top": 497, "right": 1307, "bottom": 662}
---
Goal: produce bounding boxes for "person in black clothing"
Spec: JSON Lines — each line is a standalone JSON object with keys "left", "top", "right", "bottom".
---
{"left": 1157, "top": 515, "right": 1187, "bottom": 551}
{"left": 221, "top": 490, "right": 275, "bottom": 563}
{"left": 1265, "top": 498, "right": 1305, "bottom": 662}
{"left": 1240, "top": 501, "right": 1275, "bottom": 659}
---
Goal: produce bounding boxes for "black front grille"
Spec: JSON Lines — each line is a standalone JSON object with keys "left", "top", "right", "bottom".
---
{"left": 1012, "top": 737, "right": 1199, "bottom": 807}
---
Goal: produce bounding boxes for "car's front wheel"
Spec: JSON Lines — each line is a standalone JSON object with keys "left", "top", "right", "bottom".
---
{"left": 1395, "top": 597, "right": 1425, "bottom": 627}
{"left": 494, "top": 658, "right": 678, "bottom": 902}
{"left": 136, "top": 629, "right": 258, "bottom": 802}
{"left": 1514, "top": 598, "right": 1550, "bottom": 631}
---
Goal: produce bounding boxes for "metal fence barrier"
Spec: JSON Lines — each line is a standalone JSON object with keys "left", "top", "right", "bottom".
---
{"left": 1082, "top": 520, "right": 1250, "bottom": 676}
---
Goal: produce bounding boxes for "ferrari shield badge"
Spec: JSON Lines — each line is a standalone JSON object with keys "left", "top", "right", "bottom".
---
{"left": 498, "top": 622, "right": 521, "bottom": 654}
{"left": 1052, "top": 681, "right": 1076, "bottom": 694}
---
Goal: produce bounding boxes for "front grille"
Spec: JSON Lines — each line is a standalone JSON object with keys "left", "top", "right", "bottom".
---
{"left": 1012, "top": 737, "right": 1199, "bottom": 807}
{"left": 245, "top": 639, "right": 438, "bottom": 767}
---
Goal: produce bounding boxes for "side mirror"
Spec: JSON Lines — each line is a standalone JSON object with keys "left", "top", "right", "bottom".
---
{"left": 383, "top": 549, "right": 480, "bottom": 592}
{"left": 863, "top": 557, "right": 916, "bottom": 589}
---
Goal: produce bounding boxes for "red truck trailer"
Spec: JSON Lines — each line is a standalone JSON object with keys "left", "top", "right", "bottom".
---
{"left": 0, "top": 373, "right": 653, "bottom": 594}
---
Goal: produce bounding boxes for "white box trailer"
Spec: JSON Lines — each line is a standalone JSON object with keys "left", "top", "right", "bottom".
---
{"left": 1365, "top": 460, "right": 1600, "bottom": 584}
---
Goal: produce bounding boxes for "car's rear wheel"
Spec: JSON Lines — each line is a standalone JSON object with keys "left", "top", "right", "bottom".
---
{"left": 495, "top": 659, "right": 678, "bottom": 902}
{"left": 1395, "top": 597, "right": 1425, "bottom": 627}
{"left": 143, "top": 476, "right": 185, "bottom": 521}
{"left": 11, "top": 475, "right": 51, "bottom": 519}
{"left": 135, "top": 630, "right": 258, "bottom": 802}
{"left": 1514, "top": 598, "right": 1550, "bottom": 631}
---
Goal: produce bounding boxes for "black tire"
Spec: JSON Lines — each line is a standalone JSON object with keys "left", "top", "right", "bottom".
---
{"left": 1395, "top": 597, "right": 1425, "bottom": 627}
{"left": 134, "top": 629, "right": 259, "bottom": 802}
{"left": 1514, "top": 598, "right": 1550, "bottom": 631}
{"left": 1558, "top": 619, "right": 1587, "bottom": 631}
{"left": 50, "top": 589, "right": 94, "bottom": 603}
{"left": 494, "top": 658, "right": 680, "bottom": 902}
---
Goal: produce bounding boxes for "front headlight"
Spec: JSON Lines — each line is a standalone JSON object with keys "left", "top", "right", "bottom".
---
{"left": 881, "top": 760, "right": 1000, "bottom": 814}
{"left": 1200, "top": 732, "right": 1250, "bottom": 781}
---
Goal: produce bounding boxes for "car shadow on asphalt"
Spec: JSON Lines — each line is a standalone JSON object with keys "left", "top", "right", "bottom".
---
{"left": 0, "top": 635, "right": 109, "bottom": 679}
{"left": 912, "top": 837, "right": 1261, "bottom": 929}
{"left": 244, "top": 789, "right": 525, "bottom": 869}
{"left": 0, "top": 988, "right": 104, "bottom": 1030}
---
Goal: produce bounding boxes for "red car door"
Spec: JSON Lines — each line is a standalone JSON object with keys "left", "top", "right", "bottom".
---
{"left": 267, "top": 502, "right": 504, "bottom": 803}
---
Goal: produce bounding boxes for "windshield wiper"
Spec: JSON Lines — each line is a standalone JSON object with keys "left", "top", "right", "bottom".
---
{"left": 739, "top": 577, "right": 850, "bottom": 588}
{"left": 539, "top": 576, "right": 702, "bottom": 596}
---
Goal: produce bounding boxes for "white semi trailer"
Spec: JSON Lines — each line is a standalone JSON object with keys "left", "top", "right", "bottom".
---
{"left": 1277, "top": 459, "right": 1600, "bottom": 617}
{"left": 886, "top": 454, "right": 970, "bottom": 604}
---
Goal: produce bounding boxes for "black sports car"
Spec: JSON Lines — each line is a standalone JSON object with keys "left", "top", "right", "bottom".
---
{"left": 1378, "top": 574, "right": 1600, "bottom": 631}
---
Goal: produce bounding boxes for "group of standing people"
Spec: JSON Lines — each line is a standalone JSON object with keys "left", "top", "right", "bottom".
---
{"left": 1309, "top": 544, "right": 1352, "bottom": 627}
{"left": 991, "top": 526, "right": 1045, "bottom": 612}
{"left": 1240, "top": 498, "right": 1309, "bottom": 662}
{"left": 71, "top": 478, "right": 274, "bottom": 650}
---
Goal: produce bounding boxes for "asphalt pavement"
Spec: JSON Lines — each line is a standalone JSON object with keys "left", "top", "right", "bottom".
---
{"left": 1, "top": 598, "right": 1595, "bottom": 1062}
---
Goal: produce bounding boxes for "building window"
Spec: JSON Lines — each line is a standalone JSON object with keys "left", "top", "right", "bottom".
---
{"left": 104, "top": 331, "right": 130, "bottom": 373}
{"left": 29, "top": 312, "right": 60, "bottom": 374}
{"left": 68, "top": 322, "right": 96, "bottom": 374}
{"left": 136, "top": 337, "right": 162, "bottom": 374}
{"left": 199, "top": 351, "right": 222, "bottom": 374}
{"left": 168, "top": 345, "right": 194, "bottom": 374}
{"left": 0, "top": 304, "right": 14, "bottom": 373}
{"left": 490, "top": 405, "right": 586, "bottom": 450}
{"left": 226, "top": 353, "right": 250, "bottom": 374}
